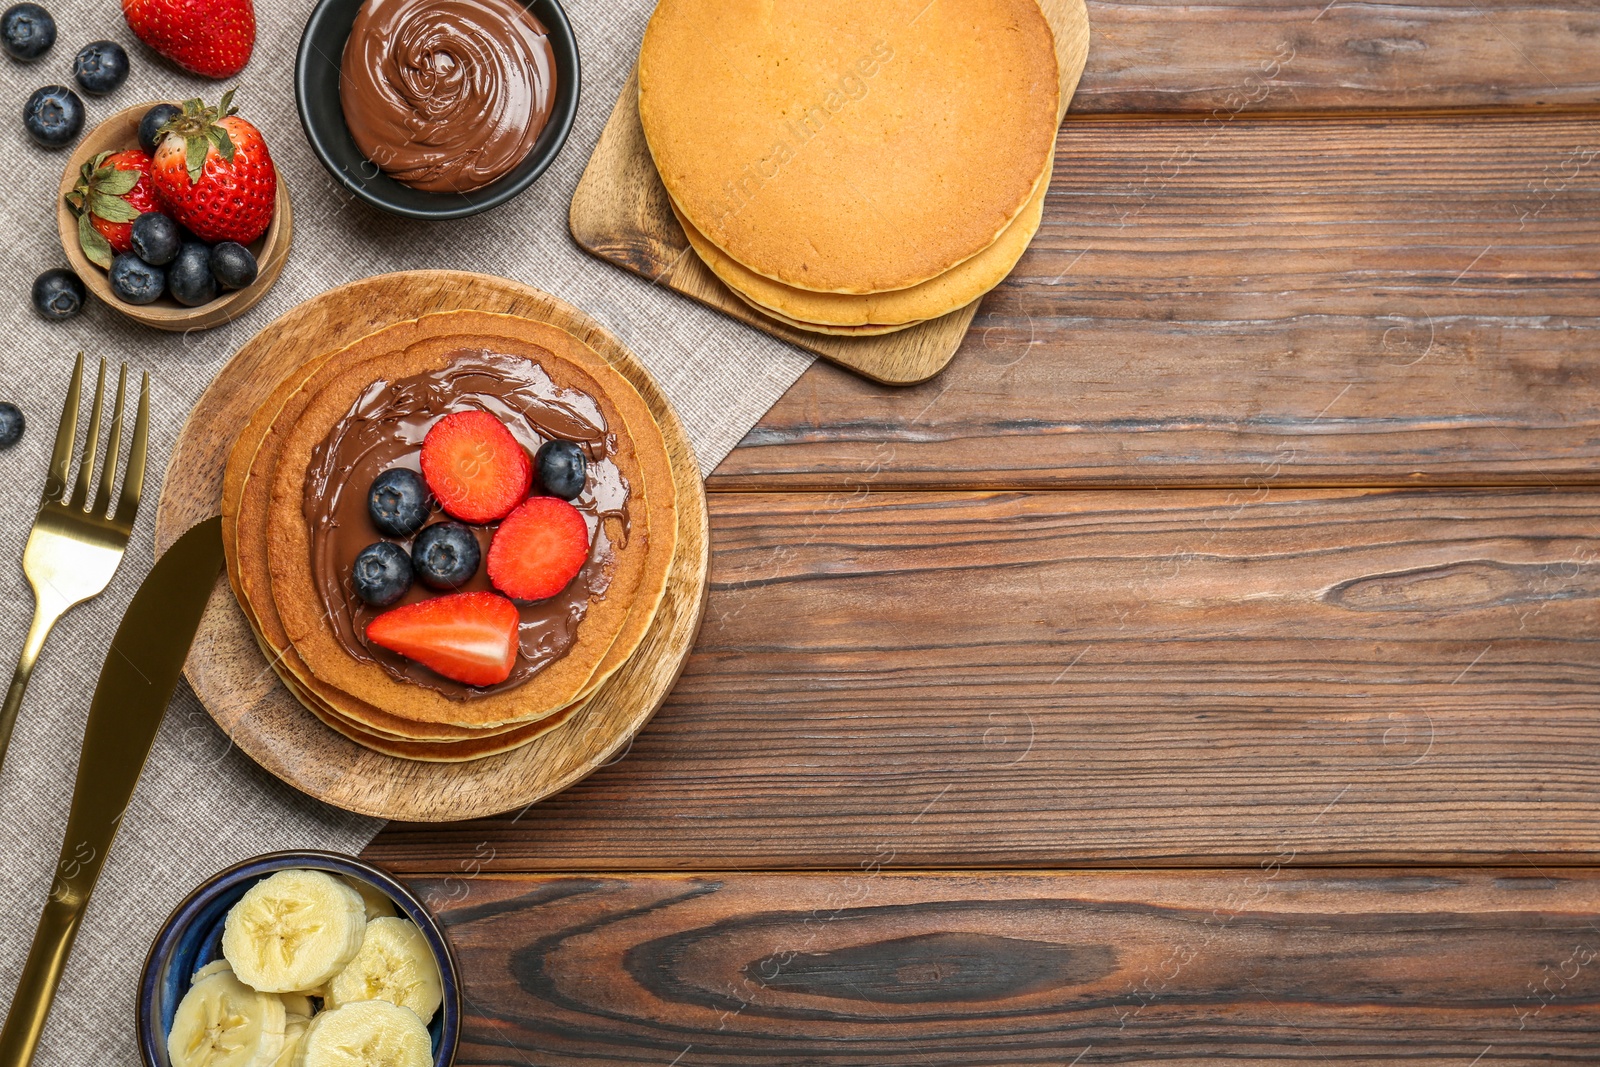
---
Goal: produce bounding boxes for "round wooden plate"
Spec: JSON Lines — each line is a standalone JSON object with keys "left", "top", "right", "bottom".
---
{"left": 154, "top": 271, "right": 709, "bottom": 822}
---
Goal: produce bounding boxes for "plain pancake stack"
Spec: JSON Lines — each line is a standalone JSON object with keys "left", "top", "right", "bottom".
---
{"left": 637, "top": 0, "right": 1065, "bottom": 335}
{"left": 220, "top": 310, "right": 679, "bottom": 762}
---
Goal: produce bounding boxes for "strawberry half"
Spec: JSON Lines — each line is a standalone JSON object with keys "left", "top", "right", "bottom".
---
{"left": 366, "top": 591, "right": 520, "bottom": 687}
{"left": 420, "top": 410, "right": 532, "bottom": 524}
{"left": 65, "top": 149, "right": 157, "bottom": 268}
{"left": 150, "top": 90, "right": 277, "bottom": 244}
{"left": 123, "top": 0, "right": 255, "bottom": 79}
{"left": 488, "top": 497, "right": 591, "bottom": 601}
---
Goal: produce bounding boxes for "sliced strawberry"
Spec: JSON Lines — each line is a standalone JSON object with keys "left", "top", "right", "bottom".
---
{"left": 487, "top": 496, "right": 591, "bottom": 601}
{"left": 419, "top": 410, "right": 532, "bottom": 524}
{"left": 366, "top": 591, "right": 520, "bottom": 687}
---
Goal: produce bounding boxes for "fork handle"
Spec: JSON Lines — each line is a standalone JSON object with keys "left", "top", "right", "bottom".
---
{"left": 0, "top": 603, "right": 64, "bottom": 776}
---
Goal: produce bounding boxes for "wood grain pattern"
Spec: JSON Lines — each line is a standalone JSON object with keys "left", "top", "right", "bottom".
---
{"left": 712, "top": 114, "right": 1600, "bottom": 489}
{"left": 57, "top": 103, "right": 292, "bottom": 332}
{"left": 405, "top": 869, "right": 1600, "bottom": 1065}
{"left": 568, "top": 0, "right": 1090, "bottom": 386}
{"left": 356, "top": 3, "right": 1600, "bottom": 1052}
{"left": 1070, "top": 0, "right": 1600, "bottom": 113}
{"left": 153, "top": 271, "right": 709, "bottom": 822}
{"left": 367, "top": 487, "right": 1600, "bottom": 870}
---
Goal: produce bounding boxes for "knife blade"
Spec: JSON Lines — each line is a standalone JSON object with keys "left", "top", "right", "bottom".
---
{"left": 0, "top": 515, "right": 224, "bottom": 1067}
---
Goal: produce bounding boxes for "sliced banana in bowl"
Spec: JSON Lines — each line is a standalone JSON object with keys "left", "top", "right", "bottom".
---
{"left": 325, "top": 917, "right": 443, "bottom": 1021}
{"left": 222, "top": 870, "right": 369, "bottom": 994}
{"left": 167, "top": 969, "right": 287, "bottom": 1067}
{"left": 280, "top": 992, "right": 316, "bottom": 1018}
{"left": 295, "top": 1001, "right": 434, "bottom": 1067}
{"left": 140, "top": 853, "right": 459, "bottom": 1067}
{"left": 341, "top": 876, "right": 399, "bottom": 921}
{"left": 272, "top": 1015, "right": 310, "bottom": 1067}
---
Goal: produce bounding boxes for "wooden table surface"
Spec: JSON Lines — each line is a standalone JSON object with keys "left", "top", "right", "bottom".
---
{"left": 364, "top": 3, "right": 1600, "bottom": 1062}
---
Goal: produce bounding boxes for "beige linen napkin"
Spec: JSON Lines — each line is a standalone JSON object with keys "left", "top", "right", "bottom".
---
{"left": 0, "top": 0, "right": 811, "bottom": 1060}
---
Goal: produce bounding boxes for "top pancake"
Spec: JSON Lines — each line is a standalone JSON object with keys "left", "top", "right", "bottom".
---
{"left": 638, "top": 0, "right": 1059, "bottom": 295}
{"left": 263, "top": 316, "right": 672, "bottom": 728}
{"left": 226, "top": 312, "right": 678, "bottom": 743}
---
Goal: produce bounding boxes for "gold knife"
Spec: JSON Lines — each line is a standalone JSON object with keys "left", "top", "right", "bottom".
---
{"left": 0, "top": 515, "right": 224, "bottom": 1067}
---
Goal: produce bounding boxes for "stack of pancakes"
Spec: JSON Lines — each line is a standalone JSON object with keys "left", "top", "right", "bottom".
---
{"left": 637, "top": 0, "right": 1067, "bottom": 336}
{"left": 221, "top": 310, "right": 678, "bottom": 763}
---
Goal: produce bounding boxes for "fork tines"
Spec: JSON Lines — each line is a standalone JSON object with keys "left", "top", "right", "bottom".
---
{"left": 46, "top": 353, "right": 149, "bottom": 530}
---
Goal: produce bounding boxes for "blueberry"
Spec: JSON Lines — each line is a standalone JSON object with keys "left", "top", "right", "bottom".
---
{"left": 368, "top": 467, "right": 431, "bottom": 538}
{"left": 71, "top": 40, "right": 126, "bottom": 95}
{"left": 535, "top": 439, "right": 586, "bottom": 499}
{"left": 109, "top": 252, "right": 164, "bottom": 305}
{"left": 129, "top": 212, "right": 179, "bottom": 266}
{"left": 0, "top": 403, "right": 23, "bottom": 449}
{"left": 210, "top": 241, "right": 258, "bottom": 290}
{"left": 136, "top": 102, "right": 181, "bottom": 154}
{"left": 1, "top": 4, "right": 54, "bottom": 62}
{"left": 352, "top": 541, "right": 413, "bottom": 607}
{"left": 167, "top": 242, "right": 216, "bottom": 306}
{"left": 410, "top": 521, "right": 480, "bottom": 590}
{"left": 22, "top": 84, "right": 80, "bottom": 148}
{"left": 31, "top": 267, "right": 83, "bottom": 319}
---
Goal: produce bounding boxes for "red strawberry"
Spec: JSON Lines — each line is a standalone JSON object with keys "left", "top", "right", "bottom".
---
{"left": 366, "top": 591, "right": 520, "bottom": 687}
{"left": 65, "top": 149, "right": 157, "bottom": 268}
{"left": 420, "top": 411, "right": 532, "bottom": 524}
{"left": 150, "top": 91, "right": 276, "bottom": 244}
{"left": 488, "top": 497, "right": 591, "bottom": 601}
{"left": 123, "top": 0, "right": 255, "bottom": 79}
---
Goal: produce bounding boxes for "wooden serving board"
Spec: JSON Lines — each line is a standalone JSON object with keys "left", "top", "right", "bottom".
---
{"left": 568, "top": 0, "right": 1090, "bottom": 386}
{"left": 154, "top": 270, "right": 710, "bottom": 823}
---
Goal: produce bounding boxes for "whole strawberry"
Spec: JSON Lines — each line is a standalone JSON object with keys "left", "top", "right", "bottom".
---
{"left": 122, "top": 0, "right": 254, "bottom": 79}
{"left": 65, "top": 149, "right": 157, "bottom": 269}
{"left": 150, "top": 91, "right": 276, "bottom": 244}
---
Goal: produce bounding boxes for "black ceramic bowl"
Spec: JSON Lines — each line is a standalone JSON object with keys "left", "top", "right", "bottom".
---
{"left": 295, "top": 0, "right": 580, "bottom": 220}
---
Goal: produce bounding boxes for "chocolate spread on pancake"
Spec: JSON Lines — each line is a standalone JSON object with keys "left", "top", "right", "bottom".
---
{"left": 302, "top": 350, "right": 628, "bottom": 699}
{"left": 339, "top": 0, "right": 557, "bottom": 194}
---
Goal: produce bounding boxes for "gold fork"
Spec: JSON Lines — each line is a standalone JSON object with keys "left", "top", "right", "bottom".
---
{"left": 0, "top": 353, "right": 148, "bottom": 773}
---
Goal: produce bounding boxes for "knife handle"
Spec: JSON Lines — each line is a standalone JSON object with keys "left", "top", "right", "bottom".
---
{"left": 0, "top": 878, "right": 89, "bottom": 1067}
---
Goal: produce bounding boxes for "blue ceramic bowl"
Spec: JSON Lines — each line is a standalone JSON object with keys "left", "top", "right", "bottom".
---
{"left": 137, "top": 851, "right": 461, "bottom": 1067}
{"left": 295, "top": 0, "right": 581, "bottom": 220}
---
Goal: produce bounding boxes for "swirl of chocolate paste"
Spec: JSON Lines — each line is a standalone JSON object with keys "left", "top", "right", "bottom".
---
{"left": 339, "top": 0, "right": 557, "bottom": 194}
{"left": 303, "top": 350, "right": 629, "bottom": 700}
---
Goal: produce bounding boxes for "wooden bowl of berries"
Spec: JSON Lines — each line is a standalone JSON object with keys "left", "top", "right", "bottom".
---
{"left": 55, "top": 94, "right": 292, "bottom": 331}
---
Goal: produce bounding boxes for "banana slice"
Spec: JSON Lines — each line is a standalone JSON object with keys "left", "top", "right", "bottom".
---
{"left": 223, "top": 869, "right": 368, "bottom": 993}
{"left": 168, "top": 969, "right": 288, "bottom": 1067}
{"left": 272, "top": 1015, "right": 310, "bottom": 1067}
{"left": 293, "top": 1000, "right": 432, "bottom": 1067}
{"left": 324, "top": 918, "right": 442, "bottom": 1023}
{"left": 192, "top": 959, "right": 234, "bottom": 985}
{"left": 280, "top": 992, "right": 315, "bottom": 1017}
{"left": 341, "top": 876, "right": 398, "bottom": 920}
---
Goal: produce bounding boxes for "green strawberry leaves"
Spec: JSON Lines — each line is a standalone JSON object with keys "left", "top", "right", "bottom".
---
{"left": 185, "top": 134, "right": 208, "bottom": 187}
{"left": 206, "top": 124, "right": 236, "bottom": 161}
{"left": 77, "top": 213, "right": 113, "bottom": 270}
{"left": 65, "top": 151, "right": 146, "bottom": 270}
{"left": 161, "top": 89, "right": 242, "bottom": 185}
{"left": 91, "top": 164, "right": 139, "bottom": 196}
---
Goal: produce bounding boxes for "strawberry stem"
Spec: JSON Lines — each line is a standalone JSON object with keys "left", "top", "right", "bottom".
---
{"left": 157, "top": 89, "right": 243, "bottom": 185}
